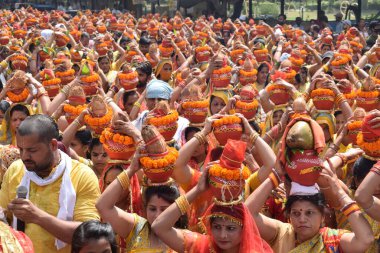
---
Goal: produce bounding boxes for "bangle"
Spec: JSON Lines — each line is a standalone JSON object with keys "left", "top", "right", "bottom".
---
{"left": 329, "top": 143, "right": 339, "bottom": 152}
{"left": 0, "top": 60, "right": 7, "bottom": 69}
{"left": 336, "top": 153, "right": 347, "bottom": 165}
{"left": 370, "top": 166, "right": 380, "bottom": 176}
{"left": 363, "top": 197, "right": 375, "bottom": 211}
{"left": 249, "top": 132, "right": 259, "bottom": 145}
{"left": 73, "top": 118, "right": 82, "bottom": 128}
{"left": 269, "top": 171, "right": 280, "bottom": 188}
{"left": 61, "top": 85, "right": 70, "bottom": 97}
{"left": 110, "top": 85, "right": 119, "bottom": 94}
{"left": 265, "top": 132, "right": 274, "bottom": 142}
{"left": 117, "top": 171, "right": 130, "bottom": 191}
{"left": 175, "top": 195, "right": 190, "bottom": 215}
{"left": 133, "top": 101, "right": 141, "bottom": 108}
{"left": 323, "top": 64, "right": 329, "bottom": 72}
{"left": 36, "top": 92, "right": 48, "bottom": 99}
{"left": 319, "top": 185, "right": 330, "bottom": 190}
{"left": 341, "top": 202, "right": 361, "bottom": 217}
{"left": 194, "top": 132, "right": 207, "bottom": 145}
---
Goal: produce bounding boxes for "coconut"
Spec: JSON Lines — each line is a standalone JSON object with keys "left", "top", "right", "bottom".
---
{"left": 286, "top": 121, "right": 314, "bottom": 150}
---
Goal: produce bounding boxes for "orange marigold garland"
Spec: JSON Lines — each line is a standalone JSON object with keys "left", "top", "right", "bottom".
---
{"left": 331, "top": 53, "right": 352, "bottom": 66}
{"left": 56, "top": 69, "right": 75, "bottom": 77}
{"left": 63, "top": 104, "right": 87, "bottom": 116}
{"left": 310, "top": 88, "right": 335, "bottom": 97}
{"left": 357, "top": 132, "right": 380, "bottom": 156}
{"left": 7, "top": 88, "right": 29, "bottom": 103}
{"left": 100, "top": 127, "right": 135, "bottom": 146}
{"left": 209, "top": 164, "right": 251, "bottom": 181}
{"left": 347, "top": 121, "right": 362, "bottom": 131}
{"left": 212, "top": 115, "right": 242, "bottom": 127}
{"left": 147, "top": 110, "right": 179, "bottom": 126}
{"left": 140, "top": 147, "right": 179, "bottom": 169}
{"left": 84, "top": 108, "right": 113, "bottom": 126}
{"left": 266, "top": 84, "right": 287, "bottom": 93}
{"left": 235, "top": 100, "right": 259, "bottom": 110}
{"left": 181, "top": 100, "right": 208, "bottom": 109}
{"left": 239, "top": 68, "right": 258, "bottom": 77}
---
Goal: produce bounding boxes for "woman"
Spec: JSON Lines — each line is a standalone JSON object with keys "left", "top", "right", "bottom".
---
{"left": 0, "top": 103, "right": 32, "bottom": 145}
{"left": 71, "top": 220, "right": 117, "bottom": 253}
{"left": 70, "top": 129, "right": 92, "bottom": 159}
{"left": 256, "top": 62, "right": 270, "bottom": 91}
{"left": 96, "top": 124, "right": 187, "bottom": 252}
{"left": 246, "top": 161, "right": 374, "bottom": 252}
{"left": 89, "top": 138, "right": 109, "bottom": 178}
{"left": 151, "top": 143, "right": 272, "bottom": 253}
{"left": 209, "top": 90, "right": 230, "bottom": 116}
{"left": 155, "top": 59, "right": 173, "bottom": 83}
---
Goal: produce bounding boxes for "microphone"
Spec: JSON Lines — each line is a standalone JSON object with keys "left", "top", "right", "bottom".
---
{"left": 16, "top": 186, "right": 28, "bottom": 232}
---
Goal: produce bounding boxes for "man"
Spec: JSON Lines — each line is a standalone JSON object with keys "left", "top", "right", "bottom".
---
{"left": 334, "top": 12, "right": 344, "bottom": 34}
{"left": 277, "top": 14, "right": 287, "bottom": 25}
{"left": 133, "top": 79, "right": 189, "bottom": 145}
{"left": 366, "top": 21, "right": 380, "bottom": 47}
{"left": 293, "top": 17, "right": 304, "bottom": 30}
{"left": 136, "top": 61, "right": 153, "bottom": 94}
{"left": 0, "top": 115, "right": 100, "bottom": 252}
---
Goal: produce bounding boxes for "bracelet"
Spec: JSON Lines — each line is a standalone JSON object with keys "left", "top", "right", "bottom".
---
{"left": 73, "top": 118, "right": 82, "bottom": 128}
{"left": 341, "top": 202, "right": 361, "bottom": 217}
{"left": 194, "top": 132, "right": 207, "bottom": 145}
{"left": 319, "top": 186, "right": 331, "bottom": 190}
{"left": 355, "top": 80, "right": 361, "bottom": 87}
{"left": 175, "top": 195, "right": 190, "bottom": 215}
{"left": 36, "top": 92, "right": 48, "bottom": 99}
{"left": 329, "top": 143, "right": 339, "bottom": 152}
{"left": 249, "top": 132, "right": 259, "bottom": 145}
{"left": 133, "top": 101, "right": 141, "bottom": 108}
{"left": 0, "top": 60, "right": 7, "bottom": 69}
{"left": 363, "top": 197, "right": 375, "bottom": 212}
{"left": 322, "top": 64, "right": 329, "bottom": 72}
{"left": 335, "top": 93, "right": 345, "bottom": 105}
{"left": 269, "top": 171, "right": 280, "bottom": 188}
{"left": 61, "top": 85, "right": 70, "bottom": 97}
{"left": 117, "top": 171, "right": 130, "bottom": 191}
{"left": 336, "top": 153, "right": 347, "bottom": 165}
{"left": 370, "top": 166, "right": 380, "bottom": 176}
{"left": 110, "top": 85, "right": 119, "bottom": 94}
{"left": 265, "top": 132, "right": 274, "bottom": 142}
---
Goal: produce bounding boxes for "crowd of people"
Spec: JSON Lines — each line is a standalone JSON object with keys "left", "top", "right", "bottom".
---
{"left": 0, "top": 6, "right": 379, "bottom": 253}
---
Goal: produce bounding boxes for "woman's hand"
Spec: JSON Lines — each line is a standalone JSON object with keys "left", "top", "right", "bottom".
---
{"left": 201, "top": 114, "right": 222, "bottom": 136}
{"left": 196, "top": 163, "right": 214, "bottom": 194}
{"left": 129, "top": 145, "right": 144, "bottom": 175}
{"left": 77, "top": 108, "right": 89, "bottom": 124}
{"left": 236, "top": 113, "right": 254, "bottom": 136}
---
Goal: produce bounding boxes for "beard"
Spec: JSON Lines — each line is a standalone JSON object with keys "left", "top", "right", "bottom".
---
{"left": 23, "top": 151, "right": 55, "bottom": 177}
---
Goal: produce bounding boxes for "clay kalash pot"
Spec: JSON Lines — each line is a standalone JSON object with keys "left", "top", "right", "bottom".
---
{"left": 80, "top": 62, "right": 99, "bottom": 96}
{"left": 10, "top": 54, "right": 28, "bottom": 71}
{"left": 181, "top": 100, "right": 208, "bottom": 124}
{"left": 347, "top": 121, "right": 362, "bottom": 145}
{"left": 331, "top": 53, "right": 351, "bottom": 80}
{"left": 212, "top": 115, "right": 243, "bottom": 146}
{"left": 195, "top": 45, "right": 212, "bottom": 63}
{"left": 146, "top": 101, "right": 178, "bottom": 142}
{"left": 100, "top": 114, "right": 136, "bottom": 160}
{"left": 40, "top": 69, "right": 61, "bottom": 99}
{"left": 208, "top": 139, "right": 251, "bottom": 203}
{"left": 234, "top": 85, "right": 259, "bottom": 120}
{"left": 63, "top": 86, "right": 87, "bottom": 124}
{"left": 310, "top": 88, "right": 336, "bottom": 111}
{"left": 140, "top": 125, "right": 178, "bottom": 183}
{"left": 253, "top": 48, "right": 268, "bottom": 62}
{"left": 0, "top": 30, "right": 10, "bottom": 45}
{"left": 117, "top": 65, "right": 138, "bottom": 91}
{"left": 356, "top": 90, "right": 379, "bottom": 112}
{"left": 55, "top": 33, "right": 70, "bottom": 48}
{"left": 284, "top": 120, "right": 323, "bottom": 186}
{"left": 266, "top": 84, "right": 290, "bottom": 105}
{"left": 239, "top": 57, "right": 257, "bottom": 86}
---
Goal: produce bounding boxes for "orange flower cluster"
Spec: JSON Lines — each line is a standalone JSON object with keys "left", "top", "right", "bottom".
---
{"left": 344, "top": 91, "right": 357, "bottom": 99}
{"left": 209, "top": 164, "right": 250, "bottom": 180}
{"left": 372, "top": 77, "right": 380, "bottom": 85}
{"left": 100, "top": 128, "right": 134, "bottom": 145}
{"left": 349, "top": 41, "right": 363, "bottom": 49}
{"left": 253, "top": 48, "right": 268, "bottom": 55}
{"left": 159, "top": 44, "right": 174, "bottom": 54}
{"left": 357, "top": 132, "right": 380, "bottom": 153}
{"left": 7, "top": 88, "right": 29, "bottom": 102}
{"left": 147, "top": 110, "right": 179, "bottom": 126}
{"left": 195, "top": 45, "right": 211, "bottom": 53}
{"left": 11, "top": 55, "right": 27, "bottom": 62}
{"left": 235, "top": 100, "right": 259, "bottom": 110}
{"left": 230, "top": 49, "right": 245, "bottom": 58}
{"left": 310, "top": 88, "right": 335, "bottom": 97}
{"left": 289, "top": 56, "right": 304, "bottom": 67}
{"left": 182, "top": 100, "right": 208, "bottom": 109}
{"left": 84, "top": 108, "right": 112, "bottom": 126}
{"left": 356, "top": 90, "right": 379, "bottom": 98}
{"left": 347, "top": 121, "right": 362, "bottom": 130}
{"left": 118, "top": 71, "right": 138, "bottom": 80}
{"left": 140, "top": 147, "right": 179, "bottom": 169}
{"left": 213, "top": 65, "right": 232, "bottom": 74}
{"left": 56, "top": 69, "right": 75, "bottom": 77}
{"left": 212, "top": 115, "right": 241, "bottom": 127}
{"left": 97, "top": 26, "right": 107, "bottom": 33}
{"left": 285, "top": 69, "right": 297, "bottom": 80}
{"left": 331, "top": 53, "right": 352, "bottom": 66}
{"left": 266, "top": 84, "right": 287, "bottom": 93}
{"left": 63, "top": 104, "right": 87, "bottom": 115}
{"left": 81, "top": 73, "right": 100, "bottom": 83}
{"left": 42, "top": 78, "right": 61, "bottom": 86}
{"left": 240, "top": 68, "right": 258, "bottom": 77}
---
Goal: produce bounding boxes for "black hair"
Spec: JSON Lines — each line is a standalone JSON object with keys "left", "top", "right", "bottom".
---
{"left": 17, "top": 114, "right": 59, "bottom": 143}
{"left": 98, "top": 55, "right": 110, "bottom": 63}
{"left": 10, "top": 104, "right": 30, "bottom": 118}
{"left": 285, "top": 193, "right": 325, "bottom": 215}
{"left": 139, "top": 36, "right": 151, "bottom": 45}
{"left": 351, "top": 156, "right": 377, "bottom": 189}
{"left": 258, "top": 62, "right": 270, "bottom": 87}
{"left": 71, "top": 220, "right": 117, "bottom": 253}
{"left": 89, "top": 138, "right": 102, "bottom": 153}
{"left": 75, "top": 129, "right": 92, "bottom": 146}
{"left": 80, "top": 32, "right": 90, "bottom": 39}
{"left": 0, "top": 100, "right": 10, "bottom": 113}
{"left": 144, "top": 185, "right": 188, "bottom": 229}
{"left": 184, "top": 126, "right": 201, "bottom": 141}
{"left": 119, "top": 36, "right": 131, "bottom": 46}
{"left": 248, "top": 120, "right": 262, "bottom": 135}
{"left": 334, "top": 110, "right": 343, "bottom": 118}
{"left": 278, "top": 14, "right": 287, "bottom": 19}
{"left": 136, "top": 61, "right": 153, "bottom": 76}
{"left": 122, "top": 90, "right": 138, "bottom": 105}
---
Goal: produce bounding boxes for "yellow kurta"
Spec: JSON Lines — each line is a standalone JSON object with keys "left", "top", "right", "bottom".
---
{"left": 0, "top": 159, "right": 101, "bottom": 253}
